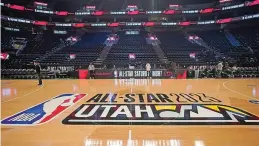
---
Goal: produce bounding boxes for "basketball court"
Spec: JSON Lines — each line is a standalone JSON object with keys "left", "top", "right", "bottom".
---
{"left": 1, "top": 79, "right": 259, "bottom": 146}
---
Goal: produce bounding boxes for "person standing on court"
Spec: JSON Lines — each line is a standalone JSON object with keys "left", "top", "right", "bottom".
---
{"left": 34, "top": 61, "right": 42, "bottom": 85}
{"left": 194, "top": 66, "right": 200, "bottom": 79}
{"left": 217, "top": 61, "right": 223, "bottom": 78}
{"left": 171, "top": 62, "right": 177, "bottom": 78}
{"left": 146, "top": 62, "right": 151, "bottom": 79}
{"left": 88, "top": 62, "right": 95, "bottom": 79}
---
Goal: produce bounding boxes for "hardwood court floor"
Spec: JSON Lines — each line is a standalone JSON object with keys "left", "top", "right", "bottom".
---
{"left": 1, "top": 79, "right": 259, "bottom": 146}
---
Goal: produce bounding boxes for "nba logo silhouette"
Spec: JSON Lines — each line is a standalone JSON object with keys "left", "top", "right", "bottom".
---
{"left": 1, "top": 94, "right": 87, "bottom": 126}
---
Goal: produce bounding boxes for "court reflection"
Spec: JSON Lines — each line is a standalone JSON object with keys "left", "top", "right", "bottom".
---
{"left": 142, "top": 139, "right": 181, "bottom": 146}
{"left": 73, "top": 84, "right": 79, "bottom": 92}
{"left": 194, "top": 140, "right": 205, "bottom": 146}
{"left": 1, "top": 88, "right": 17, "bottom": 98}
{"left": 252, "top": 87, "right": 259, "bottom": 97}
{"left": 84, "top": 139, "right": 184, "bottom": 146}
{"left": 114, "top": 79, "right": 162, "bottom": 87}
{"left": 107, "top": 140, "right": 123, "bottom": 146}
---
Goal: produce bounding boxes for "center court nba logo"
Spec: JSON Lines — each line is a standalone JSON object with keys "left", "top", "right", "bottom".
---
{"left": 1, "top": 94, "right": 87, "bottom": 126}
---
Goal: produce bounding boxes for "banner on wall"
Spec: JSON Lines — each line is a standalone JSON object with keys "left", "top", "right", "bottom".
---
{"left": 1, "top": 53, "right": 9, "bottom": 60}
{"left": 75, "top": 69, "right": 184, "bottom": 79}
{"left": 79, "top": 69, "right": 88, "bottom": 79}
{"left": 94, "top": 70, "right": 173, "bottom": 79}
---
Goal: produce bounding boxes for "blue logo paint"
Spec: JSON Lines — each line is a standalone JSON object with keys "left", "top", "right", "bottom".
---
{"left": 1, "top": 94, "right": 86, "bottom": 126}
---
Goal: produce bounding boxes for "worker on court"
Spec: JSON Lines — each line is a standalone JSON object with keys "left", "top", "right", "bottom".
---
{"left": 146, "top": 62, "right": 151, "bottom": 79}
{"left": 88, "top": 62, "right": 95, "bottom": 79}
{"left": 34, "top": 61, "right": 42, "bottom": 85}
